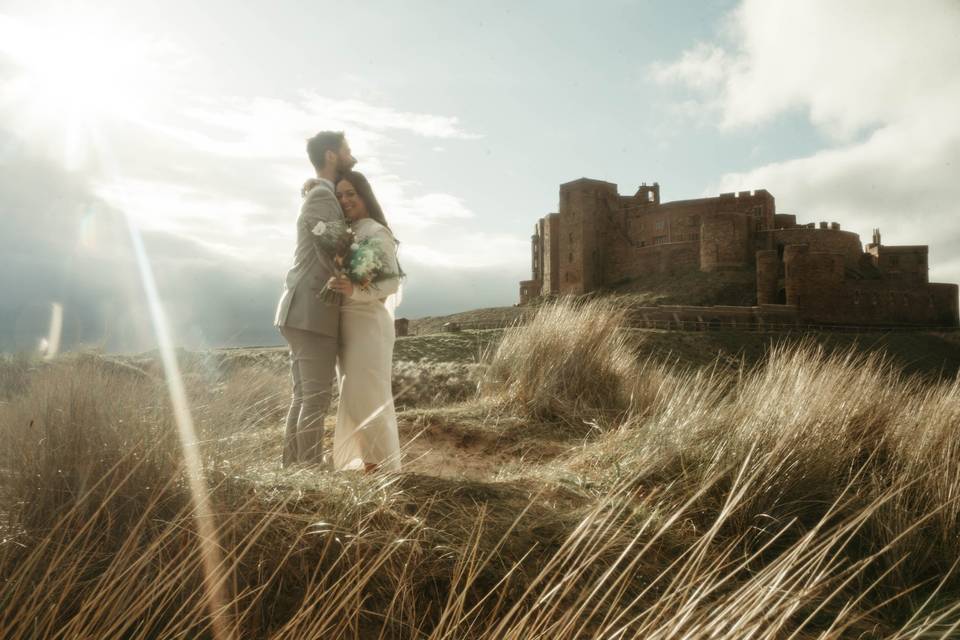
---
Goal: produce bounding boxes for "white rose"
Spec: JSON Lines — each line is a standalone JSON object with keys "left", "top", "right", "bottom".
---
{"left": 351, "top": 243, "right": 360, "bottom": 251}
{"left": 312, "top": 221, "right": 327, "bottom": 236}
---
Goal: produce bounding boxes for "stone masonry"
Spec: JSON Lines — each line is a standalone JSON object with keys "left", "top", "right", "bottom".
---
{"left": 519, "top": 179, "right": 959, "bottom": 328}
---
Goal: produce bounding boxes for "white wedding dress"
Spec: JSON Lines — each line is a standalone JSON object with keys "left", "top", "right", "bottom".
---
{"left": 332, "top": 217, "right": 403, "bottom": 472}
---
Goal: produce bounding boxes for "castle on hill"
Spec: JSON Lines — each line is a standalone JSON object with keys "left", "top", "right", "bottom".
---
{"left": 519, "top": 178, "right": 959, "bottom": 328}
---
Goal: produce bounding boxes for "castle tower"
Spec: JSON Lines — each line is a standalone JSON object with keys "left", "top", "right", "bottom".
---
{"left": 558, "top": 178, "right": 618, "bottom": 294}
{"left": 635, "top": 182, "right": 660, "bottom": 205}
{"left": 541, "top": 213, "right": 561, "bottom": 295}
{"left": 784, "top": 244, "right": 845, "bottom": 321}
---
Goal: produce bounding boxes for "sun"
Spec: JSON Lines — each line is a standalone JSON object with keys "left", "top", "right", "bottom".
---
{"left": 0, "top": 11, "right": 173, "bottom": 166}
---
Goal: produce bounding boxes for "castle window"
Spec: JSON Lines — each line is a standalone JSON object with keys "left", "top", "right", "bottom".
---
{"left": 568, "top": 232, "right": 573, "bottom": 243}
{"left": 568, "top": 252, "right": 574, "bottom": 263}
{"left": 889, "top": 256, "right": 900, "bottom": 267}
{"left": 655, "top": 220, "right": 665, "bottom": 232}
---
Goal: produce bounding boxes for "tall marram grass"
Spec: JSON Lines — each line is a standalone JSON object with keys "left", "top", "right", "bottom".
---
{"left": 2, "top": 296, "right": 960, "bottom": 638}
{"left": 479, "top": 297, "right": 670, "bottom": 429}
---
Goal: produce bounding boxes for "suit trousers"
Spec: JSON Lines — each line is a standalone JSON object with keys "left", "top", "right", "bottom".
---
{"left": 279, "top": 326, "right": 338, "bottom": 467}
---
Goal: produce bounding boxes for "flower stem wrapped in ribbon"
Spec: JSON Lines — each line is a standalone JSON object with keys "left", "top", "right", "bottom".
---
{"left": 310, "top": 218, "right": 354, "bottom": 303}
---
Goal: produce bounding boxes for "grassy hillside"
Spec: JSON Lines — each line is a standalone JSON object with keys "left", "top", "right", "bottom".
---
{"left": 406, "top": 305, "right": 526, "bottom": 335}
{"left": 608, "top": 268, "right": 759, "bottom": 306}
{"left": 2, "top": 298, "right": 960, "bottom": 638}
{"left": 392, "top": 326, "right": 960, "bottom": 378}
{"left": 404, "top": 269, "right": 756, "bottom": 335}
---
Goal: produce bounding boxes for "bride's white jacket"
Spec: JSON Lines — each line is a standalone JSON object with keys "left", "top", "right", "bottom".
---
{"left": 346, "top": 217, "right": 401, "bottom": 304}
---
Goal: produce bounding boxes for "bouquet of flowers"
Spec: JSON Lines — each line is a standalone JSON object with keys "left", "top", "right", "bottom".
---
{"left": 347, "top": 236, "right": 398, "bottom": 295}
{"left": 312, "top": 220, "right": 397, "bottom": 303}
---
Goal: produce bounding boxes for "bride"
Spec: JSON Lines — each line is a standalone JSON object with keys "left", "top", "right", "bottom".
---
{"left": 323, "top": 170, "right": 403, "bottom": 474}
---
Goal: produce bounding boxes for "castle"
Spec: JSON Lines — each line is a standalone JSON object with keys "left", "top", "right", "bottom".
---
{"left": 519, "top": 178, "right": 959, "bottom": 328}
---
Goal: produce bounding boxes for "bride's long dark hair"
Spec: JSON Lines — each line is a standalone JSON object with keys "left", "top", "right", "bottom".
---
{"left": 338, "top": 170, "right": 405, "bottom": 278}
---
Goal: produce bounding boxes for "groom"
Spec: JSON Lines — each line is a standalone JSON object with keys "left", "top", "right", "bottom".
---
{"left": 274, "top": 130, "right": 356, "bottom": 468}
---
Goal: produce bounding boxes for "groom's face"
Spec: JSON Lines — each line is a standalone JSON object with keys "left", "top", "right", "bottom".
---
{"left": 336, "top": 139, "right": 357, "bottom": 173}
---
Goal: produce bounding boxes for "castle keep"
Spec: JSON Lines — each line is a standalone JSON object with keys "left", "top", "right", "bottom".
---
{"left": 519, "top": 178, "right": 959, "bottom": 328}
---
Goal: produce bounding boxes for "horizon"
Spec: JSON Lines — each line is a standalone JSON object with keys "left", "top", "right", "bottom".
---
{"left": 1, "top": 0, "right": 959, "bottom": 353}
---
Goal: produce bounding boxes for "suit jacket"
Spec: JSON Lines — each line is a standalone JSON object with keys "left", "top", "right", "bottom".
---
{"left": 274, "top": 182, "right": 343, "bottom": 337}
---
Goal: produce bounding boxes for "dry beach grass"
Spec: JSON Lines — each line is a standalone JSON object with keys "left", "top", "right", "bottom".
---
{"left": 2, "top": 298, "right": 960, "bottom": 638}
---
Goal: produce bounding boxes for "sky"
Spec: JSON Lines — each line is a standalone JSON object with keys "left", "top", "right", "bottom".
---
{"left": 1, "top": 0, "right": 958, "bottom": 352}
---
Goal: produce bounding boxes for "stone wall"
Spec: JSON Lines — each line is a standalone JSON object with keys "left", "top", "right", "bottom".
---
{"left": 760, "top": 227, "right": 863, "bottom": 270}
{"left": 605, "top": 241, "right": 700, "bottom": 283}
{"left": 783, "top": 244, "right": 958, "bottom": 326}
{"left": 616, "top": 189, "right": 774, "bottom": 248}
{"left": 930, "top": 283, "right": 960, "bottom": 326}
{"left": 773, "top": 213, "right": 798, "bottom": 229}
{"left": 701, "top": 212, "right": 755, "bottom": 271}
{"left": 756, "top": 249, "right": 780, "bottom": 305}
{"left": 874, "top": 245, "right": 928, "bottom": 284}
{"left": 629, "top": 303, "right": 800, "bottom": 329}
{"left": 783, "top": 246, "right": 846, "bottom": 315}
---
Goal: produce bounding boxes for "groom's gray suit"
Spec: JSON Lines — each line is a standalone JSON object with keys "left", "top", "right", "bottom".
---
{"left": 275, "top": 179, "right": 343, "bottom": 467}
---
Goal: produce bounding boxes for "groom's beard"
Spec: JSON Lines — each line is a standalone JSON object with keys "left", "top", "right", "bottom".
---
{"left": 337, "top": 158, "right": 357, "bottom": 179}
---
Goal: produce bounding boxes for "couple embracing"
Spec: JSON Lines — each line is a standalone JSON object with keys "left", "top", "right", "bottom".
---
{"left": 274, "top": 131, "right": 403, "bottom": 474}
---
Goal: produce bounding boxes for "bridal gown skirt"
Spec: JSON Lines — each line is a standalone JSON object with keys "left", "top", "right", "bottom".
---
{"left": 332, "top": 298, "right": 402, "bottom": 472}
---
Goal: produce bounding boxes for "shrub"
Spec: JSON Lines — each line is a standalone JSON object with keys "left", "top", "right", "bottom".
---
{"left": 478, "top": 296, "right": 668, "bottom": 428}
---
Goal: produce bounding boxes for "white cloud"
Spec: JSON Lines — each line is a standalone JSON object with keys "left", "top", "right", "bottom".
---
{"left": 650, "top": 43, "right": 729, "bottom": 92}
{"left": 301, "top": 94, "right": 482, "bottom": 141}
{"left": 653, "top": 0, "right": 960, "bottom": 284}
{"left": 0, "top": 9, "right": 519, "bottom": 322}
{"left": 654, "top": 0, "right": 960, "bottom": 137}
{"left": 402, "top": 232, "right": 529, "bottom": 270}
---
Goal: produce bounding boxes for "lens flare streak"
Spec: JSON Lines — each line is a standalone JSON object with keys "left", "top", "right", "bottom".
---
{"left": 123, "top": 214, "right": 234, "bottom": 639}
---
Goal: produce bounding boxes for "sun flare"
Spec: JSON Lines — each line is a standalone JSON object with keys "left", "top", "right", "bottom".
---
{"left": 0, "top": 12, "right": 173, "bottom": 165}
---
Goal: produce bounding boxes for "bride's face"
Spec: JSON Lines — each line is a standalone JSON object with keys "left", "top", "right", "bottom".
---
{"left": 336, "top": 179, "right": 369, "bottom": 222}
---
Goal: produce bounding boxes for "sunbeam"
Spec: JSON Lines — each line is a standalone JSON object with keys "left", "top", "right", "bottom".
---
{"left": 0, "top": 11, "right": 234, "bottom": 636}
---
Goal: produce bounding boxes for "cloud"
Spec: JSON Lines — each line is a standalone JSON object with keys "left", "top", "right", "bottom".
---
{"left": 650, "top": 43, "right": 729, "bottom": 93}
{"left": 0, "top": 134, "right": 283, "bottom": 352}
{"left": 652, "top": 0, "right": 960, "bottom": 284}
{"left": 402, "top": 232, "right": 529, "bottom": 270}
{"left": 300, "top": 94, "right": 483, "bottom": 141}
{"left": 83, "top": 91, "right": 491, "bottom": 274}
{"left": 0, "top": 9, "right": 526, "bottom": 348}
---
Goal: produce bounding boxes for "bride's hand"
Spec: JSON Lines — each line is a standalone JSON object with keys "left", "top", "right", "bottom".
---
{"left": 301, "top": 177, "right": 322, "bottom": 198}
{"left": 327, "top": 275, "right": 353, "bottom": 297}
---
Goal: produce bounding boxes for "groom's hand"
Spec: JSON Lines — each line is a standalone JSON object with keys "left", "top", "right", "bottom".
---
{"left": 327, "top": 274, "right": 354, "bottom": 297}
